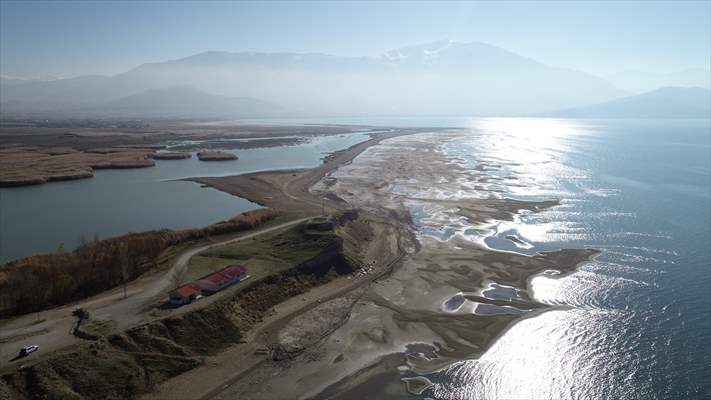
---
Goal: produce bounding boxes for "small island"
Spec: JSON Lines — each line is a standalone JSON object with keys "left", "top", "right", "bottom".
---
{"left": 197, "top": 151, "right": 238, "bottom": 161}
{"left": 151, "top": 151, "right": 192, "bottom": 160}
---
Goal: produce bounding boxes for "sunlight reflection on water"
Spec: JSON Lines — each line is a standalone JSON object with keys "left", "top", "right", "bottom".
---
{"left": 417, "top": 118, "right": 710, "bottom": 399}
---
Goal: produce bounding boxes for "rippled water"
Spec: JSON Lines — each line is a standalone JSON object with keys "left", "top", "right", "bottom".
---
{"left": 419, "top": 118, "right": 711, "bottom": 399}
{"left": 310, "top": 117, "right": 709, "bottom": 399}
{"left": 0, "top": 131, "right": 370, "bottom": 261}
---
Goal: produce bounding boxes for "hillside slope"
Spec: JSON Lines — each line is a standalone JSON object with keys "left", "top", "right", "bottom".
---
{"left": 547, "top": 87, "right": 710, "bottom": 119}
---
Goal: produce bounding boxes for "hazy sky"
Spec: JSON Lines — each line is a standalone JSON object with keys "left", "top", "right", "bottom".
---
{"left": 1, "top": 0, "right": 709, "bottom": 79}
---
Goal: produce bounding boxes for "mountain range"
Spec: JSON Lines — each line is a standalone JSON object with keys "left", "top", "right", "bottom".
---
{"left": 0, "top": 40, "right": 707, "bottom": 119}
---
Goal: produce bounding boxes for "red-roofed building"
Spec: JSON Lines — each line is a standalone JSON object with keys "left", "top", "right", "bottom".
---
{"left": 169, "top": 282, "right": 202, "bottom": 305}
{"left": 196, "top": 264, "right": 247, "bottom": 293}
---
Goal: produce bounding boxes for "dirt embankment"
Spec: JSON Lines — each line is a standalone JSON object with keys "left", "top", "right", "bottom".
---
{"left": 0, "top": 209, "right": 278, "bottom": 318}
{"left": 0, "top": 215, "right": 364, "bottom": 400}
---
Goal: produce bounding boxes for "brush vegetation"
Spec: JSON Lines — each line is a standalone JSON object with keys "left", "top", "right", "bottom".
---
{"left": 0, "top": 209, "right": 277, "bottom": 317}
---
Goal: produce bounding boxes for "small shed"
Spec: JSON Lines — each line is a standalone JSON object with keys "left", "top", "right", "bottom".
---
{"left": 169, "top": 282, "right": 202, "bottom": 305}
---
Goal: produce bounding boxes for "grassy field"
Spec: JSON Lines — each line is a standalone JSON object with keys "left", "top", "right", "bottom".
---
{"left": 184, "top": 219, "right": 339, "bottom": 283}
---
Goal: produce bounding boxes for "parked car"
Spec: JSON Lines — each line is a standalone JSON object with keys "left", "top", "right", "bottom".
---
{"left": 18, "top": 345, "right": 39, "bottom": 357}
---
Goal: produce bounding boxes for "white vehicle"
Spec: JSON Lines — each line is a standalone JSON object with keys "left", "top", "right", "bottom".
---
{"left": 19, "top": 345, "right": 39, "bottom": 357}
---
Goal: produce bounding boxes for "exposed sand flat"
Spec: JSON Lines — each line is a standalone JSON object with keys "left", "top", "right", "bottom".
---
{"left": 213, "top": 130, "right": 598, "bottom": 399}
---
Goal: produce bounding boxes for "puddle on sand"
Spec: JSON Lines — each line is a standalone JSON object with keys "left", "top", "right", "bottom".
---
{"left": 441, "top": 292, "right": 528, "bottom": 316}
{"left": 442, "top": 293, "right": 467, "bottom": 312}
{"left": 481, "top": 282, "right": 525, "bottom": 301}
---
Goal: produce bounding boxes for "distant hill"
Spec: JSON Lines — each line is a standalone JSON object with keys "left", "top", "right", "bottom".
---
{"left": 605, "top": 69, "right": 710, "bottom": 93}
{"left": 0, "top": 76, "right": 34, "bottom": 87}
{"left": 0, "top": 40, "right": 626, "bottom": 117}
{"left": 0, "top": 85, "right": 281, "bottom": 118}
{"left": 98, "top": 86, "right": 282, "bottom": 117}
{"left": 547, "top": 87, "right": 711, "bottom": 119}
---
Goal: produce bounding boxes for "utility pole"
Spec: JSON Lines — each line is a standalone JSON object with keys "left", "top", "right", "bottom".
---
{"left": 119, "top": 243, "right": 129, "bottom": 299}
{"left": 321, "top": 197, "right": 325, "bottom": 216}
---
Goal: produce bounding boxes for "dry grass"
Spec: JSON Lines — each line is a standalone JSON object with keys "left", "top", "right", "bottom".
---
{"left": 0, "top": 145, "right": 159, "bottom": 187}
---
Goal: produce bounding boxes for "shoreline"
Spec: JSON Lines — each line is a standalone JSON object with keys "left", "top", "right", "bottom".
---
{"left": 169, "top": 130, "right": 601, "bottom": 400}
{"left": 0, "top": 125, "right": 601, "bottom": 400}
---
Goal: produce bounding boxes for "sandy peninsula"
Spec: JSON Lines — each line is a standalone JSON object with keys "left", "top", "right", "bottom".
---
{"left": 169, "top": 130, "right": 598, "bottom": 400}
{"left": 0, "top": 126, "right": 597, "bottom": 400}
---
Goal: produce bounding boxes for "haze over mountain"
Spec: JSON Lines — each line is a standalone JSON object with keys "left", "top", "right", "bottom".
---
{"left": 547, "top": 86, "right": 711, "bottom": 119}
{"left": 1, "top": 40, "right": 628, "bottom": 118}
{"left": 605, "top": 68, "right": 711, "bottom": 93}
{"left": 100, "top": 86, "right": 281, "bottom": 118}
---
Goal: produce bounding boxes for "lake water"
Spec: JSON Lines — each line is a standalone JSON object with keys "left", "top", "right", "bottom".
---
{"left": 324, "top": 117, "right": 709, "bottom": 399}
{"left": 424, "top": 118, "right": 710, "bottom": 399}
{"left": 0, "top": 131, "right": 370, "bottom": 262}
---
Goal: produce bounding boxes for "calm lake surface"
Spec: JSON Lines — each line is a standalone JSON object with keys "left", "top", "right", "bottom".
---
{"left": 0, "top": 131, "right": 370, "bottom": 262}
